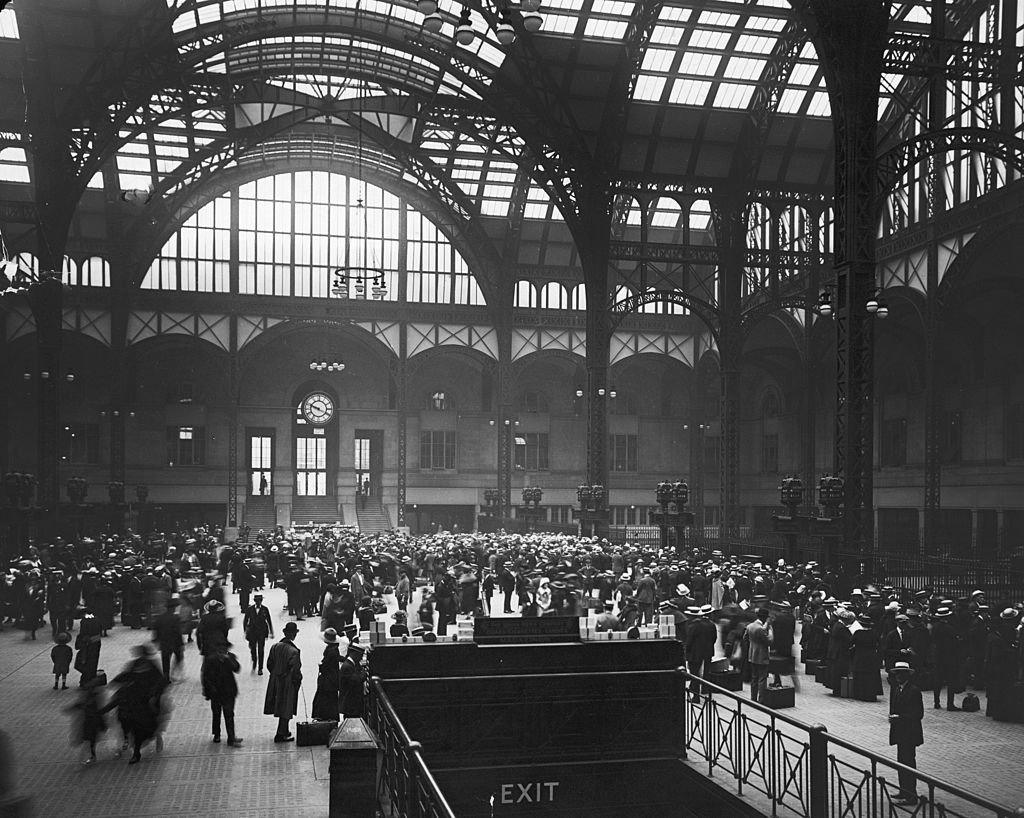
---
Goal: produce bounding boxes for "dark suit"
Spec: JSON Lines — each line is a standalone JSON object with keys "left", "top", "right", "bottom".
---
{"left": 826, "top": 622, "right": 852, "bottom": 692}
{"left": 930, "top": 619, "right": 960, "bottom": 708}
{"left": 889, "top": 680, "right": 924, "bottom": 798}
{"left": 243, "top": 603, "right": 274, "bottom": 672}
{"left": 882, "top": 627, "right": 910, "bottom": 671}
{"left": 685, "top": 617, "right": 718, "bottom": 695}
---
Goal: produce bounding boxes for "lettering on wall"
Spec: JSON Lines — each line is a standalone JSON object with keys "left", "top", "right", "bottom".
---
{"left": 492, "top": 782, "right": 560, "bottom": 806}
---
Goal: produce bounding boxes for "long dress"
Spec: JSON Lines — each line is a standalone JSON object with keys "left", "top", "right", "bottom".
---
{"left": 850, "top": 627, "right": 883, "bottom": 701}
{"left": 310, "top": 643, "right": 341, "bottom": 721}
{"left": 985, "top": 630, "right": 1017, "bottom": 721}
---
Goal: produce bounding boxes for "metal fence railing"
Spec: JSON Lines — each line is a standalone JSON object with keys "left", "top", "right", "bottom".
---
{"left": 679, "top": 668, "right": 1022, "bottom": 818}
{"left": 368, "top": 678, "right": 457, "bottom": 818}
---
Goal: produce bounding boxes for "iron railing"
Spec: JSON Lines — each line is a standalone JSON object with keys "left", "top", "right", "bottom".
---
{"left": 679, "top": 668, "right": 1022, "bottom": 818}
{"left": 368, "top": 678, "right": 457, "bottom": 818}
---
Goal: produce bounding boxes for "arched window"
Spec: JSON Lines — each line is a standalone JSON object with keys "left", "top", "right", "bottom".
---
{"left": 141, "top": 170, "right": 485, "bottom": 304}
{"left": 514, "top": 280, "right": 537, "bottom": 308}
{"left": 77, "top": 257, "right": 110, "bottom": 287}
{"left": 569, "top": 283, "right": 587, "bottom": 310}
{"left": 539, "top": 281, "right": 567, "bottom": 310}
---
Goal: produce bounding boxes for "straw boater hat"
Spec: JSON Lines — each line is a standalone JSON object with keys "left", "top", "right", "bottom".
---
{"left": 892, "top": 661, "right": 912, "bottom": 674}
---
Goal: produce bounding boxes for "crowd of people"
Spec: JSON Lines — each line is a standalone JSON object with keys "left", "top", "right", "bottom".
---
{"left": 2, "top": 523, "right": 1024, "bottom": 776}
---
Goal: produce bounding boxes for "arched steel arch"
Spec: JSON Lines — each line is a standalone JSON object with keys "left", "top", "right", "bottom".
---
{"left": 611, "top": 290, "right": 721, "bottom": 343}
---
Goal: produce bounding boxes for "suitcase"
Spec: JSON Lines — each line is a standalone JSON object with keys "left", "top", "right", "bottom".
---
{"left": 803, "top": 658, "right": 821, "bottom": 675}
{"left": 840, "top": 676, "right": 854, "bottom": 698}
{"left": 814, "top": 664, "right": 830, "bottom": 684}
{"left": 709, "top": 669, "right": 743, "bottom": 691}
{"left": 92, "top": 670, "right": 107, "bottom": 687}
{"left": 296, "top": 720, "right": 338, "bottom": 747}
{"left": 761, "top": 685, "right": 795, "bottom": 710}
{"left": 710, "top": 658, "right": 731, "bottom": 673}
{"left": 768, "top": 655, "right": 795, "bottom": 676}
{"left": 961, "top": 693, "right": 980, "bottom": 712}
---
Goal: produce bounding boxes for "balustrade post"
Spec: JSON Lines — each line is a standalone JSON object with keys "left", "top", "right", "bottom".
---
{"left": 407, "top": 741, "right": 422, "bottom": 817}
{"left": 808, "top": 724, "right": 828, "bottom": 818}
{"left": 678, "top": 667, "right": 689, "bottom": 760}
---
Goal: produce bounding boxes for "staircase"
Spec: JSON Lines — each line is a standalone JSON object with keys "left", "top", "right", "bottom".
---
{"left": 356, "top": 498, "right": 391, "bottom": 533}
{"left": 291, "top": 496, "right": 343, "bottom": 525}
{"left": 243, "top": 497, "right": 276, "bottom": 538}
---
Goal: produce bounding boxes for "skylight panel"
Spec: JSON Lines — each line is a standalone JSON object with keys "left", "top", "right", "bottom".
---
{"left": 723, "top": 57, "right": 766, "bottom": 81}
{"left": 592, "top": 0, "right": 634, "bottom": 15}
{"left": 544, "top": 13, "right": 579, "bottom": 34}
{"left": 659, "top": 6, "right": 691, "bottom": 22}
{"left": 633, "top": 74, "right": 666, "bottom": 101}
{"left": 690, "top": 200, "right": 712, "bottom": 230}
{"left": 483, "top": 183, "right": 513, "bottom": 199}
{"left": 651, "top": 198, "right": 682, "bottom": 228}
{"left": 713, "top": 83, "right": 756, "bottom": 108}
{"left": 699, "top": 11, "right": 740, "bottom": 27}
{"left": 585, "top": 18, "right": 629, "bottom": 39}
{"left": 642, "top": 48, "right": 676, "bottom": 72}
{"left": 670, "top": 79, "right": 711, "bottom": 106}
{"left": 806, "top": 91, "right": 830, "bottom": 117}
{"left": 481, "top": 199, "right": 510, "bottom": 217}
{"left": 789, "top": 63, "right": 818, "bottom": 86}
{"left": 679, "top": 52, "right": 721, "bottom": 76}
{"left": 736, "top": 34, "right": 777, "bottom": 54}
{"left": 545, "top": 0, "right": 586, "bottom": 10}
{"left": 650, "top": 25, "right": 685, "bottom": 46}
{"left": 87, "top": 172, "right": 104, "bottom": 190}
{"left": 799, "top": 42, "right": 817, "bottom": 60}
{"left": 0, "top": 7, "right": 19, "bottom": 38}
{"left": 689, "top": 29, "right": 732, "bottom": 50}
{"left": 777, "top": 88, "right": 807, "bottom": 114}
{"left": 747, "top": 15, "right": 786, "bottom": 33}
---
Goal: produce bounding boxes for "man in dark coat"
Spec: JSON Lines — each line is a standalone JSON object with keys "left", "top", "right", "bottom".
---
{"left": 929, "top": 607, "right": 961, "bottom": 710}
{"left": 243, "top": 593, "right": 274, "bottom": 674}
{"left": 768, "top": 601, "right": 797, "bottom": 689}
{"left": 151, "top": 598, "right": 184, "bottom": 681}
{"left": 888, "top": 661, "right": 924, "bottom": 805}
{"left": 264, "top": 621, "right": 302, "bottom": 742}
{"left": 635, "top": 570, "right": 657, "bottom": 625}
{"left": 826, "top": 611, "right": 854, "bottom": 694}
{"left": 196, "top": 599, "right": 230, "bottom": 656}
{"left": 338, "top": 644, "right": 366, "bottom": 718}
{"left": 685, "top": 605, "right": 718, "bottom": 701}
{"left": 201, "top": 646, "right": 242, "bottom": 746}
{"left": 882, "top": 614, "right": 913, "bottom": 672}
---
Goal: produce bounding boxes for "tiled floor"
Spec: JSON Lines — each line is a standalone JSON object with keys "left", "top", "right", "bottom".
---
{"left": 2, "top": 588, "right": 1022, "bottom": 816}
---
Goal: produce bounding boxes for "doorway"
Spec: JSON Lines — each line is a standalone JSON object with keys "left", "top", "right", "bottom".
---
{"left": 354, "top": 430, "right": 384, "bottom": 504}
{"left": 247, "top": 430, "right": 274, "bottom": 496}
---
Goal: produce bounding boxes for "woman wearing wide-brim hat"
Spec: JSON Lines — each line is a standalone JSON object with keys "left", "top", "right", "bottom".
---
{"left": 850, "top": 613, "right": 883, "bottom": 701}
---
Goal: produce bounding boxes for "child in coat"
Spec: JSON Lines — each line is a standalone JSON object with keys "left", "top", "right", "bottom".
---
{"left": 51, "top": 632, "right": 73, "bottom": 690}
{"left": 64, "top": 678, "right": 106, "bottom": 764}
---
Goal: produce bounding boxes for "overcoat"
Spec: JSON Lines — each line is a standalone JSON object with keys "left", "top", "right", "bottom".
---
{"left": 264, "top": 637, "right": 302, "bottom": 718}
{"left": 888, "top": 680, "right": 924, "bottom": 747}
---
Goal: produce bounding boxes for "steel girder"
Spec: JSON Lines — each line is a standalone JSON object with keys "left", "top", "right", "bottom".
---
{"left": 884, "top": 32, "right": 1022, "bottom": 83}
{"left": 609, "top": 289, "right": 720, "bottom": 339}
{"left": 227, "top": 319, "right": 239, "bottom": 529}
{"left": 878, "top": 127, "right": 1024, "bottom": 193}
{"left": 610, "top": 238, "right": 830, "bottom": 270}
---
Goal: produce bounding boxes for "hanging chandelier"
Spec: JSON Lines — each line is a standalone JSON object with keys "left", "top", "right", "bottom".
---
{"left": 418, "top": 1, "right": 543, "bottom": 46}
{"left": 309, "top": 359, "right": 345, "bottom": 372}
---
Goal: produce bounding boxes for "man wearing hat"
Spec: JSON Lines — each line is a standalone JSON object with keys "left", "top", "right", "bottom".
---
{"left": 152, "top": 598, "right": 184, "bottom": 682}
{"left": 685, "top": 605, "right": 718, "bottom": 702}
{"left": 264, "top": 621, "right": 302, "bottom": 742}
{"left": 930, "top": 607, "right": 962, "bottom": 711}
{"left": 883, "top": 613, "right": 912, "bottom": 673}
{"left": 888, "top": 661, "right": 924, "bottom": 805}
{"left": 743, "top": 608, "right": 771, "bottom": 703}
{"left": 243, "top": 593, "right": 274, "bottom": 675}
{"left": 201, "top": 643, "right": 243, "bottom": 747}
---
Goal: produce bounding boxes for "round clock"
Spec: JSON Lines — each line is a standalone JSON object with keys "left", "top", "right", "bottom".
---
{"left": 301, "top": 392, "right": 335, "bottom": 425}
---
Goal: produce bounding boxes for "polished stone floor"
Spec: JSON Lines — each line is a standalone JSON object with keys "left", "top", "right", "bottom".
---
{"left": 1, "top": 585, "right": 1022, "bottom": 817}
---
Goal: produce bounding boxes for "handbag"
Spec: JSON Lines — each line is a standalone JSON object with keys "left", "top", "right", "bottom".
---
{"left": 961, "top": 693, "right": 980, "bottom": 712}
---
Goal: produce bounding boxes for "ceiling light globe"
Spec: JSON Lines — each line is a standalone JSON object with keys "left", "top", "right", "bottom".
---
{"left": 522, "top": 10, "right": 542, "bottom": 31}
{"left": 866, "top": 297, "right": 879, "bottom": 314}
{"left": 495, "top": 21, "right": 515, "bottom": 44}
{"left": 417, "top": 0, "right": 438, "bottom": 13}
{"left": 456, "top": 22, "right": 475, "bottom": 45}
{"left": 423, "top": 12, "right": 443, "bottom": 33}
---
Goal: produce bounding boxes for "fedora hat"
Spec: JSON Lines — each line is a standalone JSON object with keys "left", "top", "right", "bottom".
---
{"left": 282, "top": 621, "right": 299, "bottom": 635}
{"left": 322, "top": 628, "right": 339, "bottom": 644}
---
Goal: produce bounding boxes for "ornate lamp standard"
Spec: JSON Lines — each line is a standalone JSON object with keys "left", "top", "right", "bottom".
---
{"left": 518, "top": 486, "right": 545, "bottom": 531}
{"left": 770, "top": 474, "right": 844, "bottom": 566}
{"left": 574, "top": 484, "right": 607, "bottom": 538}
{"left": 650, "top": 480, "right": 694, "bottom": 555}
{"left": 1, "top": 472, "right": 39, "bottom": 558}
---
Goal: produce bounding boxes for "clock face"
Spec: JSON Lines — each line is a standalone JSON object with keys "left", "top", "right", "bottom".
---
{"left": 302, "top": 392, "right": 335, "bottom": 425}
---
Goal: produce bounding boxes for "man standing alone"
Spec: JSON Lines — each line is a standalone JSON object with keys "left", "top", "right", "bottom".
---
{"left": 743, "top": 608, "right": 770, "bottom": 703}
{"left": 201, "top": 645, "right": 243, "bottom": 747}
{"left": 243, "top": 593, "right": 274, "bottom": 675}
{"left": 888, "top": 661, "right": 924, "bottom": 806}
{"left": 264, "top": 621, "right": 302, "bottom": 742}
{"left": 152, "top": 598, "right": 184, "bottom": 682}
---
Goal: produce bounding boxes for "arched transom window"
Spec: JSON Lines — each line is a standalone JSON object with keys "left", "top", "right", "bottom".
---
{"left": 142, "top": 170, "right": 485, "bottom": 305}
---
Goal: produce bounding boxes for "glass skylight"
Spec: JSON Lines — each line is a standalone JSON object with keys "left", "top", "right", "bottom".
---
{"left": 0, "top": 6, "right": 18, "bottom": 39}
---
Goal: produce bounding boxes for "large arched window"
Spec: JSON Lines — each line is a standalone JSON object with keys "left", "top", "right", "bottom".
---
{"left": 142, "top": 170, "right": 485, "bottom": 304}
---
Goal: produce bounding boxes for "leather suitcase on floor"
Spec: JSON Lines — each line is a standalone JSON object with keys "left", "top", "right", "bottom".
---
{"left": 803, "top": 658, "right": 821, "bottom": 675}
{"left": 761, "top": 685, "right": 795, "bottom": 710}
{"left": 709, "top": 669, "right": 743, "bottom": 691}
{"left": 768, "top": 655, "right": 795, "bottom": 676}
{"left": 814, "top": 664, "right": 830, "bottom": 683}
{"left": 296, "top": 720, "right": 338, "bottom": 747}
{"left": 840, "top": 676, "right": 854, "bottom": 698}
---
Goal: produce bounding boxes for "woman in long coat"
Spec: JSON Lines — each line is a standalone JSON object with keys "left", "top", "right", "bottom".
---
{"left": 827, "top": 610, "right": 854, "bottom": 694}
{"left": 338, "top": 645, "right": 365, "bottom": 719}
{"left": 984, "top": 615, "right": 1018, "bottom": 721}
{"left": 264, "top": 622, "right": 302, "bottom": 741}
{"left": 849, "top": 614, "right": 883, "bottom": 701}
{"left": 310, "top": 629, "right": 342, "bottom": 721}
